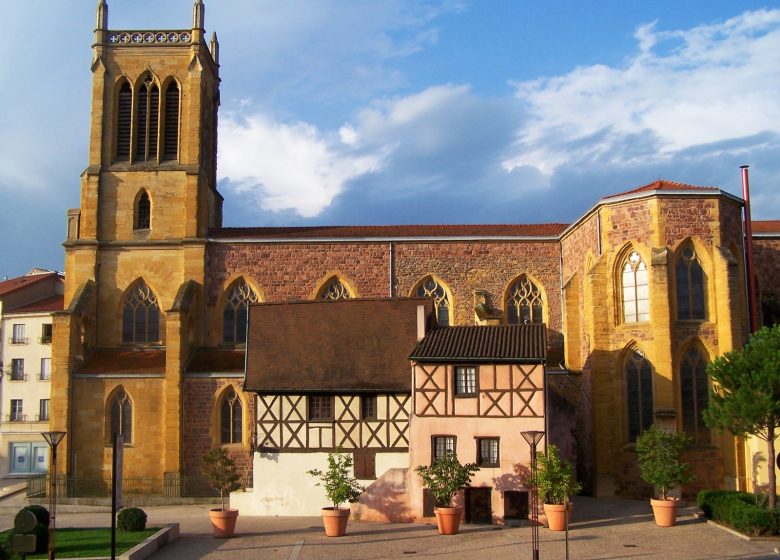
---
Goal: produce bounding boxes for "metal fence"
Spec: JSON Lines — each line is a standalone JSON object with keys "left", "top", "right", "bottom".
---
{"left": 26, "top": 473, "right": 243, "bottom": 499}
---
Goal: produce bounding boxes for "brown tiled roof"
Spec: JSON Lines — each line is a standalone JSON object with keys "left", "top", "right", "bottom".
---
{"left": 77, "top": 349, "right": 166, "bottom": 375}
{"left": 6, "top": 295, "right": 64, "bottom": 314}
{"left": 603, "top": 180, "right": 719, "bottom": 200}
{"left": 753, "top": 220, "right": 780, "bottom": 234}
{"left": 244, "top": 298, "right": 433, "bottom": 393}
{"left": 211, "top": 223, "right": 568, "bottom": 240}
{"left": 410, "top": 324, "right": 547, "bottom": 363}
{"left": 186, "top": 348, "right": 245, "bottom": 374}
{"left": 0, "top": 272, "right": 57, "bottom": 298}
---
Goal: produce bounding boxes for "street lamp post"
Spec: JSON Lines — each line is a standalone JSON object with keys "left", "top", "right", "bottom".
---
{"left": 521, "top": 430, "right": 545, "bottom": 560}
{"left": 41, "top": 431, "right": 66, "bottom": 560}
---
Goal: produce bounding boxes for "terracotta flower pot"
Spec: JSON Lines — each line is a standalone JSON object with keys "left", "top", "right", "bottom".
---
{"left": 208, "top": 508, "right": 239, "bottom": 537}
{"left": 543, "top": 503, "right": 573, "bottom": 531}
{"left": 321, "top": 507, "right": 351, "bottom": 537}
{"left": 434, "top": 506, "right": 463, "bottom": 535}
{"left": 650, "top": 497, "right": 679, "bottom": 527}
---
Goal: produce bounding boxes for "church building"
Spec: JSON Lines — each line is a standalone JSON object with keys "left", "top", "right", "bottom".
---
{"left": 50, "top": 1, "right": 780, "bottom": 516}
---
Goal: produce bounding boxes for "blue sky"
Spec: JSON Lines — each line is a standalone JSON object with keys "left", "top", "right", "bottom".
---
{"left": 1, "top": 1, "right": 779, "bottom": 278}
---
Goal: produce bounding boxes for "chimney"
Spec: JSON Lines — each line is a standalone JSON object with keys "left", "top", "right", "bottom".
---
{"left": 417, "top": 305, "right": 426, "bottom": 341}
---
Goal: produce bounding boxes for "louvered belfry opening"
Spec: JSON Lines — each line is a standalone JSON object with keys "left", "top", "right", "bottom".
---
{"left": 135, "top": 75, "right": 159, "bottom": 162}
{"left": 163, "top": 81, "right": 180, "bottom": 161}
{"left": 116, "top": 82, "right": 132, "bottom": 161}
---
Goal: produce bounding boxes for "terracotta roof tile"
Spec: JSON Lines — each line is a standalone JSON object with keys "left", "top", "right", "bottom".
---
{"left": 186, "top": 348, "right": 245, "bottom": 374}
{"left": 603, "top": 180, "right": 720, "bottom": 200}
{"left": 410, "top": 324, "right": 547, "bottom": 362}
{"left": 752, "top": 220, "right": 780, "bottom": 234}
{"left": 211, "top": 223, "right": 568, "bottom": 240}
{"left": 245, "top": 298, "right": 434, "bottom": 393}
{"left": 5, "top": 295, "right": 64, "bottom": 314}
{"left": 0, "top": 272, "right": 57, "bottom": 298}
{"left": 78, "top": 349, "right": 166, "bottom": 375}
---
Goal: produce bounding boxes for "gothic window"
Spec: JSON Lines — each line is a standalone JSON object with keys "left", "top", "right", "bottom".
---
{"left": 506, "top": 275, "right": 544, "bottom": 324}
{"left": 134, "top": 191, "right": 151, "bottom": 230}
{"left": 676, "top": 243, "right": 707, "bottom": 320}
{"left": 625, "top": 349, "right": 653, "bottom": 442}
{"left": 220, "top": 387, "right": 243, "bottom": 444}
{"left": 222, "top": 279, "right": 259, "bottom": 343}
{"left": 680, "top": 346, "right": 710, "bottom": 445}
{"left": 416, "top": 276, "right": 451, "bottom": 326}
{"left": 116, "top": 81, "right": 132, "bottom": 161}
{"left": 163, "top": 81, "right": 180, "bottom": 161}
{"left": 318, "top": 277, "right": 352, "bottom": 300}
{"left": 135, "top": 75, "right": 159, "bottom": 161}
{"left": 622, "top": 251, "right": 649, "bottom": 323}
{"left": 122, "top": 281, "right": 160, "bottom": 344}
{"left": 109, "top": 389, "right": 132, "bottom": 444}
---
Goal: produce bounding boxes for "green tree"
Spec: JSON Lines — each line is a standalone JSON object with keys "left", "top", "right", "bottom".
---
{"left": 307, "top": 450, "right": 365, "bottom": 510}
{"left": 703, "top": 325, "right": 780, "bottom": 510}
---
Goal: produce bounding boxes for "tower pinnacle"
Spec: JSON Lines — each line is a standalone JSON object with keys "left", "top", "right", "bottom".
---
{"left": 193, "top": 0, "right": 205, "bottom": 30}
{"left": 96, "top": 0, "right": 108, "bottom": 30}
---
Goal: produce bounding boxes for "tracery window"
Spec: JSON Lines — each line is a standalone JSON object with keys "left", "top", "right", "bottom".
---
{"left": 680, "top": 346, "right": 710, "bottom": 445}
{"left": 122, "top": 281, "right": 160, "bottom": 344}
{"left": 223, "top": 279, "right": 258, "bottom": 343}
{"left": 220, "top": 387, "right": 243, "bottom": 444}
{"left": 416, "top": 276, "right": 451, "bottom": 326}
{"left": 676, "top": 243, "right": 707, "bottom": 320}
{"left": 506, "top": 275, "right": 543, "bottom": 324}
{"left": 318, "top": 277, "right": 351, "bottom": 300}
{"left": 109, "top": 389, "right": 133, "bottom": 444}
{"left": 116, "top": 81, "right": 132, "bottom": 161}
{"left": 135, "top": 191, "right": 151, "bottom": 230}
{"left": 625, "top": 349, "right": 653, "bottom": 442}
{"left": 135, "top": 74, "right": 159, "bottom": 162}
{"left": 622, "top": 251, "right": 649, "bottom": 323}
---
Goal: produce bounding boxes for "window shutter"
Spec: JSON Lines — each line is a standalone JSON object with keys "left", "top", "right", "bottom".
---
{"left": 163, "top": 82, "right": 179, "bottom": 160}
{"left": 116, "top": 83, "right": 132, "bottom": 160}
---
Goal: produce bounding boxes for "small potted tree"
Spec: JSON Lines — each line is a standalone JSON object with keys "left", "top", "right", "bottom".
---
{"left": 635, "top": 426, "right": 693, "bottom": 527}
{"left": 415, "top": 451, "right": 479, "bottom": 535}
{"left": 202, "top": 447, "right": 243, "bottom": 537}
{"left": 307, "top": 450, "right": 365, "bottom": 537}
{"left": 526, "top": 444, "right": 581, "bottom": 531}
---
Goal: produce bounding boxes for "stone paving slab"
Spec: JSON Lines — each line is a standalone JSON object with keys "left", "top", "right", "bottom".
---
{"left": 1, "top": 498, "right": 778, "bottom": 559}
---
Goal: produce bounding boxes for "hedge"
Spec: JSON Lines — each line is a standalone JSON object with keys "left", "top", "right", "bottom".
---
{"left": 697, "top": 490, "right": 780, "bottom": 536}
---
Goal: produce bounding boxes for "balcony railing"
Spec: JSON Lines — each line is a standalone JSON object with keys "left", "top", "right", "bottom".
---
{"left": 35, "top": 414, "right": 49, "bottom": 422}
{"left": 9, "top": 373, "right": 27, "bottom": 382}
{"left": 8, "top": 337, "right": 29, "bottom": 345}
{"left": 37, "top": 373, "right": 51, "bottom": 381}
{"left": 38, "top": 336, "right": 52, "bottom": 344}
{"left": 6, "top": 414, "right": 27, "bottom": 422}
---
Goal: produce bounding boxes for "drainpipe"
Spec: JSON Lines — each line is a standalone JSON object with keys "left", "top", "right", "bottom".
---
{"left": 740, "top": 166, "right": 759, "bottom": 334}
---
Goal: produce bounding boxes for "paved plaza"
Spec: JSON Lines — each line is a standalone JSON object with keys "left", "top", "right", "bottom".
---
{"left": 1, "top": 493, "right": 778, "bottom": 559}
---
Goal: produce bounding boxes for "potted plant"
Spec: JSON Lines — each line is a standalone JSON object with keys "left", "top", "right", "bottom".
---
{"left": 307, "top": 450, "right": 365, "bottom": 537}
{"left": 415, "top": 451, "right": 479, "bottom": 535}
{"left": 525, "top": 444, "right": 581, "bottom": 531}
{"left": 635, "top": 426, "right": 693, "bottom": 527}
{"left": 202, "top": 447, "right": 243, "bottom": 537}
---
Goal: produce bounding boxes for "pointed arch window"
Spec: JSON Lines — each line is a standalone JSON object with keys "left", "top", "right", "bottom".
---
{"left": 220, "top": 387, "right": 242, "bottom": 444}
{"left": 676, "top": 243, "right": 707, "bottom": 320}
{"left": 116, "top": 81, "right": 132, "bottom": 161}
{"left": 319, "top": 277, "right": 352, "bottom": 300}
{"left": 122, "top": 281, "right": 160, "bottom": 344}
{"left": 135, "top": 191, "right": 151, "bottom": 230}
{"left": 135, "top": 75, "right": 159, "bottom": 161}
{"left": 163, "top": 81, "right": 180, "bottom": 161}
{"left": 680, "top": 346, "right": 710, "bottom": 445}
{"left": 506, "top": 275, "right": 543, "bottom": 324}
{"left": 626, "top": 349, "right": 653, "bottom": 442}
{"left": 223, "top": 279, "right": 259, "bottom": 343}
{"left": 416, "top": 276, "right": 451, "bottom": 326}
{"left": 622, "top": 251, "right": 649, "bottom": 323}
{"left": 109, "top": 389, "right": 133, "bottom": 444}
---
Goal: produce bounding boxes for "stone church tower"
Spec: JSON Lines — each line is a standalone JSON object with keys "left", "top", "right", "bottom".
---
{"left": 52, "top": 1, "right": 222, "bottom": 484}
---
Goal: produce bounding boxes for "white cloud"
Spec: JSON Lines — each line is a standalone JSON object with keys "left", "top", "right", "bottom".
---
{"left": 219, "top": 113, "right": 382, "bottom": 217}
{"left": 504, "top": 9, "right": 780, "bottom": 178}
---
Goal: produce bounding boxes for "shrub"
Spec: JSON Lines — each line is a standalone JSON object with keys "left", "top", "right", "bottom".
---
{"left": 525, "top": 444, "right": 582, "bottom": 505}
{"left": 415, "top": 451, "right": 480, "bottom": 508}
{"left": 202, "top": 447, "right": 243, "bottom": 511}
{"left": 9, "top": 505, "right": 50, "bottom": 553}
{"left": 698, "top": 490, "right": 780, "bottom": 536}
{"left": 21, "top": 505, "right": 50, "bottom": 527}
{"left": 117, "top": 507, "right": 148, "bottom": 531}
{"left": 635, "top": 426, "right": 692, "bottom": 499}
{"left": 307, "top": 450, "right": 366, "bottom": 510}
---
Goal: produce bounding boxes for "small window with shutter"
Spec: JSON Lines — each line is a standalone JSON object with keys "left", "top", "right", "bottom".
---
{"left": 353, "top": 452, "right": 376, "bottom": 480}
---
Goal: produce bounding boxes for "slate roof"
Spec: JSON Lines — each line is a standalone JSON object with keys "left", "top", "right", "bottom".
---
{"left": 5, "top": 295, "right": 64, "bottom": 314}
{"left": 410, "top": 324, "right": 547, "bottom": 363}
{"left": 244, "top": 298, "right": 433, "bottom": 393}
{"left": 186, "top": 348, "right": 245, "bottom": 374}
{"left": 603, "top": 180, "right": 719, "bottom": 200}
{"left": 77, "top": 349, "right": 166, "bottom": 375}
{"left": 211, "top": 223, "right": 568, "bottom": 240}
